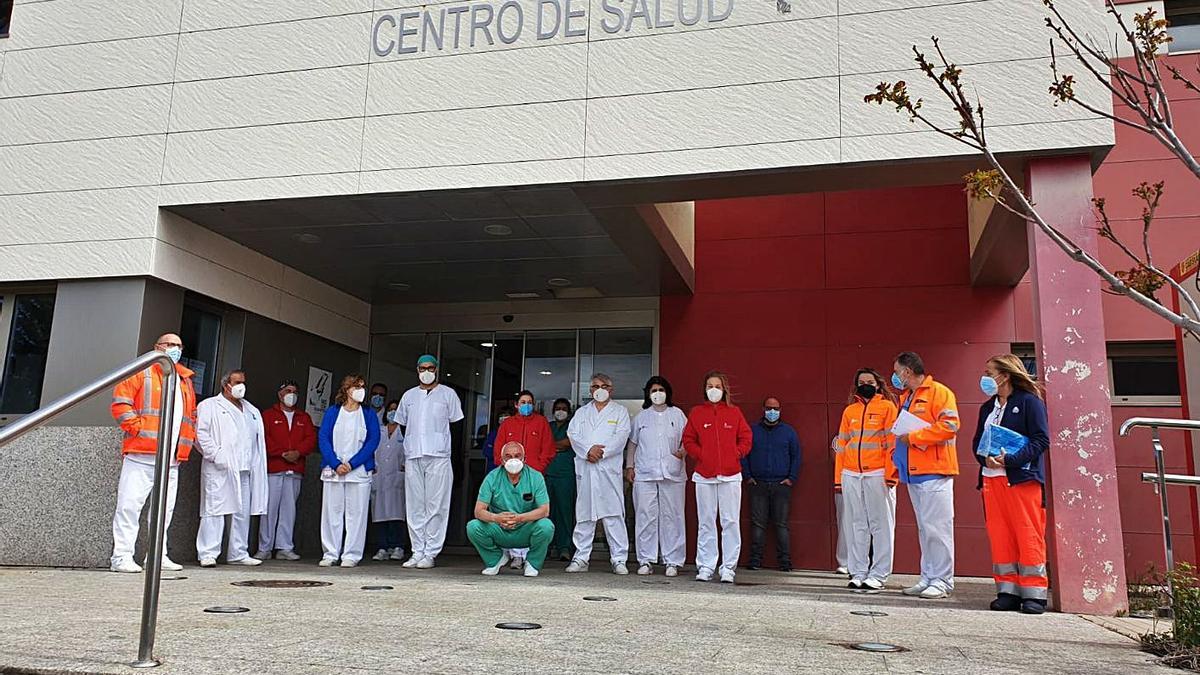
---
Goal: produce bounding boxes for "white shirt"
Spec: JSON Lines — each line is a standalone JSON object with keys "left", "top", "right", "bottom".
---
{"left": 982, "top": 399, "right": 1007, "bottom": 478}
{"left": 397, "top": 384, "right": 464, "bottom": 459}
{"left": 628, "top": 406, "right": 687, "bottom": 482}
{"left": 283, "top": 409, "right": 294, "bottom": 428}
{"left": 237, "top": 405, "right": 259, "bottom": 473}
{"left": 328, "top": 406, "right": 370, "bottom": 483}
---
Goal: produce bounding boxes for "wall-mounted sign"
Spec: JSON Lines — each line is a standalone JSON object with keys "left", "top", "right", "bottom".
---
{"left": 306, "top": 366, "right": 332, "bottom": 425}
{"left": 373, "top": 0, "right": 736, "bottom": 58}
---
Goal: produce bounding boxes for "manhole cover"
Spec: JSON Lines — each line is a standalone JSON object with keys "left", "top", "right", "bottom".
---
{"left": 850, "top": 610, "right": 888, "bottom": 617}
{"left": 161, "top": 575, "right": 188, "bottom": 581}
{"left": 842, "top": 642, "right": 908, "bottom": 653}
{"left": 230, "top": 579, "right": 332, "bottom": 588}
{"left": 582, "top": 596, "right": 617, "bottom": 602}
{"left": 361, "top": 585, "right": 394, "bottom": 591}
{"left": 496, "top": 622, "right": 542, "bottom": 630}
{"left": 642, "top": 580, "right": 670, "bottom": 585}
{"left": 203, "top": 606, "right": 250, "bottom": 614}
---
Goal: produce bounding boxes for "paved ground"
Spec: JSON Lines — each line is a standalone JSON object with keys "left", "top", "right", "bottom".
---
{"left": 0, "top": 557, "right": 1171, "bottom": 674}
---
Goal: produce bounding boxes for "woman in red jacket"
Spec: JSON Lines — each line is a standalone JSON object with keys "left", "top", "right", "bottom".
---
{"left": 683, "top": 370, "right": 753, "bottom": 583}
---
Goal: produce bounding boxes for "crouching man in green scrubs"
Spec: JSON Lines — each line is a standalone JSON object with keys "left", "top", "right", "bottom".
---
{"left": 467, "top": 441, "right": 554, "bottom": 577}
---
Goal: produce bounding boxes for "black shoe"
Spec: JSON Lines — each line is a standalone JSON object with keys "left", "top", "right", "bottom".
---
{"left": 989, "top": 593, "right": 1021, "bottom": 612}
{"left": 848, "top": 579, "right": 864, "bottom": 589}
{"left": 746, "top": 561, "right": 762, "bottom": 571}
{"left": 778, "top": 565, "right": 793, "bottom": 572}
{"left": 1020, "top": 599, "right": 1046, "bottom": 615}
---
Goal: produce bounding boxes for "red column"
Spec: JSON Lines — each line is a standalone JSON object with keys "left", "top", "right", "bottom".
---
{"left": 1027, "top": 156, "right": 1128, "bottom": 615}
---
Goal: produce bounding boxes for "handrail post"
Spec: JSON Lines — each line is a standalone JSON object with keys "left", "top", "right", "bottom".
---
{"left": 131, "top": 360, "right": 177, "bottom": 668}
{"left": 1151, "top": 427, "right": 1176, "bottom": 619}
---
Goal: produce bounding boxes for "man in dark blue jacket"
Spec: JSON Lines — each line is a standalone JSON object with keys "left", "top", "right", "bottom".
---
{"left": 742, "top": 396, "right": 802, "bottom": 571}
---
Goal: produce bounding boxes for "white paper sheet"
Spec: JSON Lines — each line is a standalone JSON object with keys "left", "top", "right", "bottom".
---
{"left": 892, "top": 409, "right": 931, "bottom": 436}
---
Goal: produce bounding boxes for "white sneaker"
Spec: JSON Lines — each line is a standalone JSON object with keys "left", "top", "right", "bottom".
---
{"left": 665, "top": 565, "right": 679, "bottom": 578}
{"left": 612, "top": 562, "right": 629, "bottom": 575}
{"left": 695, "top": 567, "right": 714, "bottom": 582}
{"left": 483, "top": 552, "right": 511, "bottom": 576}
{"left": 276, "top": 550, "right": 301, "bottom": 561}
{"left": 416, "top": 557, "right": 435, "bottom": 569}
{"left": 523, "top": 562, "right": 539, "bottom": 578}
{"left": 509, "top": 556, "right": 526, "bottom": 570}
{"left": 199, "top": 558, "right": 217, "bottom": 568}
{"left": 160, "top": 557, "right": 184, "bottom": 572}
{"left": 252, "top": 551, "right": 272, "bottom": 561}
{"left": 565, "top": 560, "right": 589, "bottom": 573}
{"left": 372, "top": 549, "right": 390, "bottom": 561}
{"left": 340, "top": 559, "right": 358, "bottom": 568}
{"left": 389, "top": 548, "right": 405, "bottom": 561}
{"left": 719, "top": 569, "right": 736, "bottom": 584}
{"left": 863, "top": 578, "right": 885, "bottom": 591}
{"left": 835, "top": 566, "right": 849, "bottom": 576}
{"left": 903, "top": 580, "right": 930, "bottom": 596}
{"left": 402, "top": 556, "right": 421, "bottom": 568}
{"left": 110, "top": 559, "right": 143, "bottom": 574}
{"left": 229, "top": 557, "right": 263, "bottom": 566}
{"left": 848, "top": 578, "right": 864, "bottom": 589}
{"left": 637, "top": 563, "right": 653, "bottom": 576}
{"left": 919, "top": 585, "right": 949, "bottom": 599}
{"left": 318, "top": 558, "right": 337, "bottom": 567}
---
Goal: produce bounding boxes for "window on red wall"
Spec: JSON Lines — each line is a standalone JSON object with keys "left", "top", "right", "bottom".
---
{"left": 1168, "top": 0, "right": 1200, "bottom": 53}
{"left": 1011, "top": 341, "right": 1181, "bottom": 407}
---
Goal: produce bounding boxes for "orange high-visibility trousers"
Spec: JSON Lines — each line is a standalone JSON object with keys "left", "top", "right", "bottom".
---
{"left": 982, "top": 476, "right": 1048, "bottom": 600}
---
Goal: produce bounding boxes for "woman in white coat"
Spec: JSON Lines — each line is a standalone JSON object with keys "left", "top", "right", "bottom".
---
{"left": 370, "top": 399, "right": 408, "bottom": 562}
{"left": 626, "top": 376, "right": 688, "bottom": 577}
{"left": 317, "top": 374, "right": 381, "bottom": 568}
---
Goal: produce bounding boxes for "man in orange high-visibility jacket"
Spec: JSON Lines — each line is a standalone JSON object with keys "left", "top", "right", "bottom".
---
{"left": 892, "top": 351, "right": 960, "bottom": 600}
{"left": 109, "top": 333, "right": 198, "bottom": 574}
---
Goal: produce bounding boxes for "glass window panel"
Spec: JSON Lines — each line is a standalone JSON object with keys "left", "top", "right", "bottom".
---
{"left": 522, "top": 330, "right": 577, "bottom": 415}
{"left": 580, "top": 328, "right": 653, "bottom": 402}
{"left": 179, "top": 304, "right": 222, "bottom": 398}
{"left": 1168, "top": 1, "right": 1200, "bottom": 52}
{"left": 1112, "top": 357, "right": 1181, "bottom": 396}
{"left": 438, "top": 332, "right": 494, "bottom": 547}
{"left": 0, "top": 293, "right": 56, "bottom": 414}
{"left": 367, "top": 333, "right": 433, "bottom": 407}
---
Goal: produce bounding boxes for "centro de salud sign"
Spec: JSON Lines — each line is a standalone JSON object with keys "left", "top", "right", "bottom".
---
{"left": 372, "top": 0, "right": 737, "bottom": 57}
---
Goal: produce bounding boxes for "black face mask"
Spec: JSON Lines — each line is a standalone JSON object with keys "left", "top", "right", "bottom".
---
{"left": 856, "top": 384, "right": 878, "bottom": 400}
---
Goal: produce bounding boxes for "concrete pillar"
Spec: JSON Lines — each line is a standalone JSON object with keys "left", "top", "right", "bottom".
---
{"left": 1026, "top": 156, "right": 1128, "bottom": 615}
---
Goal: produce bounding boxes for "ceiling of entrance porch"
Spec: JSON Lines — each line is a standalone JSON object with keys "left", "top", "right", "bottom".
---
{"left": 167, "top": 186, "right": 685, "bottom": 304}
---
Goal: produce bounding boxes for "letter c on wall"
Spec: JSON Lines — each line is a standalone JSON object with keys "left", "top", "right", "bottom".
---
{"left": 373, "top": 14, "right": 398, "bottom": 57}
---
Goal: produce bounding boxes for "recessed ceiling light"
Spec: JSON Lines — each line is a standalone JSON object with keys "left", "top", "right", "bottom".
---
{"left": 387, "top": 282, "right": 411, "bottom": 291}
{"left": 539, "top": 370, "right": 552, "bottom": 376}
{"left": 480, "top": 342, "right": 496, "bottom": 348}
{"left": 295, "top": 233, "right": 321, "bottom": 244}
{"left": 547, "top": 277, "right": 571, "bottom": 287}
{"left": 484, "top": 224, "right": 513, "bottom": 236}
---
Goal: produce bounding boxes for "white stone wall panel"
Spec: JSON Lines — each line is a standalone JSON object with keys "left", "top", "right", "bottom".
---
{"left": 3, "top": 0, "right": 183, "bottom": 51}
{"left": 161, "top": 119, "right": 363, "bottom": 184}
{"left": 0, "top": 36, "right": 178, "bottom": 97}
{"left": 0, "top": 135, "right": 165, "bottom": 195}
{"left": 0, "top": 86, "right": 173, "bottom": 146}
{"left": 169, "top": 66, "right": 369, "bottom": 132}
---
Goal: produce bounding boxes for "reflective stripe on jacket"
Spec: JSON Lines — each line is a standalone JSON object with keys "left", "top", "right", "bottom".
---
{"left": 834, "top": 394, "right": 898, "bottom": 486}
{"left": 898, "top": 375, "right": 960, "bottom": 477}
{"left": 111, "top": 363, "right": 198, "bottom": 461}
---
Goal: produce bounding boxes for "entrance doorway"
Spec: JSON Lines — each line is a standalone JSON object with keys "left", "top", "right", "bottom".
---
{"left": 368, "top": 328, "right": 653, "bottom": 548}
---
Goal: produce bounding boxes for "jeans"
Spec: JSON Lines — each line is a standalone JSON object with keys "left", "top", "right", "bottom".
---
{"left": 748, "top": 480, "right": 792, "bottom": 566}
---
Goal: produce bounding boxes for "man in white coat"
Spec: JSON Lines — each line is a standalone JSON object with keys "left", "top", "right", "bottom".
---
{"left": 398, "top": 354, "right": 464, "bottom": 569}
{"left": 195, "top": 369, "right": 269, "bottom": 567}
{"left": 566, "top": 372, "right": 632, "bottom": 575}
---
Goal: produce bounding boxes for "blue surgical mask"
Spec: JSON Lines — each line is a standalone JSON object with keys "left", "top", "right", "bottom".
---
{"left": 518, "top": 403, "right": 533, "bottom": 417}
{"left": 764, "top": 409, "right": 781, "bottom": 423}
{"left": 980, "top": 375, "right": 999, "bottom": 397}
{"left": 891, "top": 372, "right": 904, "bottom": 390}
{"left": 371, "top": 394, "right": 385, "bottom": 409}
{"left": 165, "top": 347, "right": 182, "bottom": 364}
{"left": 385, "top": 410, "right": 397, "bottom": 424}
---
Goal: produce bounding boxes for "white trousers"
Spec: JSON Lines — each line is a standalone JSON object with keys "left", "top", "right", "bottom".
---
{"left": 834, "top": 492, "right": 849, "bottom": 568}
{"left": 111, "top": 457, "right": 179, "bottom": 566}
{"left": 842, "top": 471, "right": 897, "bottom": 582}
{"left": 197, "top": 471, "right": 253, "bottom": 562}
{"left": 572, "top": 516, "right": 630, "bottom": 564}
{"left": 695, "top": 480, "right": 742, "bottom": 574}
{"left": 907, "top": 476, "right": 956, "bottom": 591}
{"left": 633, "top": 479, "right": 686, "bottom": 566}
{"left": 320, "top": 481, "right": 371, "bottom": 563}
{"left": 404, "top": 456, "right": 453, "bottom": 560}
{"left": 259, "top": 473, "right": 302, "bottom": 554}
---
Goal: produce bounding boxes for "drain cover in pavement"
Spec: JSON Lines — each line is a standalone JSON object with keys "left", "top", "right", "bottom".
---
{"left": 204, "top": 606, "right": 250, "bottom": 614}
{"left": 850, "top": 611, "right": 888, "bottom": 617}
{"left": 582, "top": 596, "right": 617, "bottom": 602}
{"left": 161, "top": 575, "right": 188, "bottom": 581}
{"left": 361, "top": 585, "right": 394, "bottom": 591}
{"left": 843, "top": 642, "right": 908, "bottom": 653}
{"left": 642, "top": 580, "right": 670, "bottom": 585}
{"left": 230, "top": 579, "right": 332, "bottom": 588}
{"left": 496, "top": 622, "right": 542, "bottom": 630}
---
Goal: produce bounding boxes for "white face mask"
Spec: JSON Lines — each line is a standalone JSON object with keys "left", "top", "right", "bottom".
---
{"left": 592, "top": 387, "right": 610, "bottom": 403}
{"left": 706, "top": 387, "right": 723, "bottom": 403}
{"left": 282, "top": 392, "right": 297, "bottom": 407}
{"left": 418, "top": 370, "right": 436, "bottom": 385}
{"left": 503, "top": 458, "right": 524, "bottom": 474}
{"left": 553, "top": 410, "right": 569, "bottom": 422}
{"left": 230, "top": 383, "right": 246, "bottom": 400}
{"left": 350, "top": 387, "right": 366, "bottom": 403}
{"left": 650, "top": 390, "right": 667, "bottom": 406}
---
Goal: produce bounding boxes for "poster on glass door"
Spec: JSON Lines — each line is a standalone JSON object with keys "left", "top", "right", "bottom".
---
{"left": 307, "top": 366, "right": 332, "bottom": 425}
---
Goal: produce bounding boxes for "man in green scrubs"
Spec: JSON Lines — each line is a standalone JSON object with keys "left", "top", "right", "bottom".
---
{"left": 544, "top": 398, "right": 576, "bottom": 561}
{"left": 467, "top": 441, "right": 554, "bottom": 577}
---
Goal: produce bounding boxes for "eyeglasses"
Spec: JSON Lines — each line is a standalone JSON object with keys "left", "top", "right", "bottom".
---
{"left": 418, "top": 365, "right": 437, "bottom": 372}
{"left": 156, "top": 341, "right": 183, "bottom": 348}
{"left": 589, "top": 383, "right": 612, "bottom": 391}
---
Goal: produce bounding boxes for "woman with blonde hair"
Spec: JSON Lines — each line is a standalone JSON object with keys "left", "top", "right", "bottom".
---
{"left": 972, "top": 355, "right": 1050, "bottom": 614}
{"left": 317, "top": 373, "right": 380, "bottom": 567}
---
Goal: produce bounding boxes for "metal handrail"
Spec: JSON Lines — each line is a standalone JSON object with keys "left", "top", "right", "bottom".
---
{"left": 0, "top": 350, "right": 178, "bottom": 668}
{"left": 1120, "top": 416, "right": 1200, "bottom": 620}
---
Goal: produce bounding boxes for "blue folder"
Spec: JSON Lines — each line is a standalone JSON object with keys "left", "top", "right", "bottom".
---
{"left": 977, "top": 423, "right": 1028, "bottom": 458}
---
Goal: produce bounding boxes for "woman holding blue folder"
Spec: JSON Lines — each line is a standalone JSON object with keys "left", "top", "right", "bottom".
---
{"left": 972, "top": 355, "right": 1050, "bottom": 614}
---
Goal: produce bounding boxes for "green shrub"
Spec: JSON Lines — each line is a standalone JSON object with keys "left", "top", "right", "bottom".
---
{"left": 1169, "top": 563, "right": 1200, "bottom": 648}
